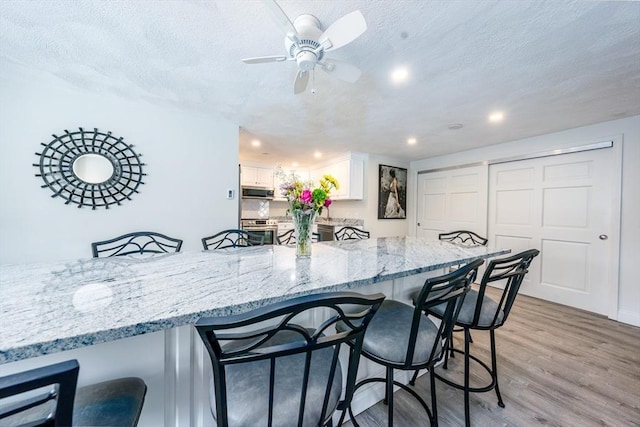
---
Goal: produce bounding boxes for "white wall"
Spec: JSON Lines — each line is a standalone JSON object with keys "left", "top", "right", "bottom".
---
{"left": 0, "top": 64, "right": 239, "bottom": 264}
{"left": 409, "top": 115, "right": 640, "bottom": 325}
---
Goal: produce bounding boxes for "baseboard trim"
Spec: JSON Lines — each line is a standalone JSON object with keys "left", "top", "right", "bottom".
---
{"left": 616, "top": 309, "right": 640, "bottom": 327}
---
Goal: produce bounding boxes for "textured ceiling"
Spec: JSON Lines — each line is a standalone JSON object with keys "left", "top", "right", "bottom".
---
{"left": 1, "top": 0, "right": 639, "bottom": 167}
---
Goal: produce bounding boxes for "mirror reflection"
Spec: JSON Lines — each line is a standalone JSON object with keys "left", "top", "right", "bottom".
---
{"left": 72, "top": 153, "right": 114, "bottom": 184}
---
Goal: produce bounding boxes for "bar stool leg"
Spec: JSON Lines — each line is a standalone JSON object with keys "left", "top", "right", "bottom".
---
{"left": 386, "top": 366, "right": 394, "bottom": 425}
{"left": 464, "top": 327, "right": 471, "bottom": 427}
{"left": 430, "top": 368, "right": 438, "bottom": 425}
{"left": 490, "top": 329, "right": 505, "bottom": 408}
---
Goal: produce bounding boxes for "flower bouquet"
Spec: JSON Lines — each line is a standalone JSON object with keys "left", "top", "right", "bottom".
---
{"left": 274, "top": 167, "right": 339, "bottom": 257}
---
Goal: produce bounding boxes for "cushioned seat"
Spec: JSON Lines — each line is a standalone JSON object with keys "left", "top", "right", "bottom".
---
{"left": 73, "top": 377, "right": 147, "bottom": 426}
{"left": 340, "top": 300, "right": 442, "bottom": 366}
{"left": 210, "top": 330, "right": 342, "bottom": 425}
{"left": 420, "top": 289, "right": 504, "bottom": 328}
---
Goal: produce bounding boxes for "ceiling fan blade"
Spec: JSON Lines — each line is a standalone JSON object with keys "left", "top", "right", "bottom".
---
{"left": 261, "top": 0, "right": 299, "bottom": 38}
{"left": 242, "top": 55, "right": 288, "bottom": 64}
{"left": 318, "top": 10, "right": 367, "bottom": 52}
{"left": 294, "top": 71, "right": 309, "bottom": 94}
{"left": 321, "top": 59, "right": 362, "bottom": 83}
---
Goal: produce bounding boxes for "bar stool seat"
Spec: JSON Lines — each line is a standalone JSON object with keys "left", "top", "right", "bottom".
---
{"left": 427, "top": 289, "right": 504, "bottom": 328}
{"left": 358, "top": 300, "right": 442, "bottom": 365}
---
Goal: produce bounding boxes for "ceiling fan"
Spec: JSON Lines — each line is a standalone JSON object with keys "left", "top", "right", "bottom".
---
{"left": 242, "top": 0, "right": 367, "bottom": 94}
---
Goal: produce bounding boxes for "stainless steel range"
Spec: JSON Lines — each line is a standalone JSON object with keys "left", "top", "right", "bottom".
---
{"left": 240, "top": 219, "right": 278, "bottom": 245}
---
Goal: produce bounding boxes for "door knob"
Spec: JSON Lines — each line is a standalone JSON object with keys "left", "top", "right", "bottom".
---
{"left": 599, "top": 234, "right": 608, "bottom": 240}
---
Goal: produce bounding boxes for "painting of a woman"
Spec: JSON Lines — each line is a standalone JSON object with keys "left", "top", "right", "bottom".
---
{"left": 378, "top": 165, "right": 407, "bottom": 219}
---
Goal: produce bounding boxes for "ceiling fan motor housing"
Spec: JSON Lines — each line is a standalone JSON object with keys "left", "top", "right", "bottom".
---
{"left": 285, "top": 14, "right": 325, "bottom": 71}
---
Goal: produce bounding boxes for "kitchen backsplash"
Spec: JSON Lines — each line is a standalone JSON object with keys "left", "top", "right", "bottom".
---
{"left": 241, "top": 200, "right": 270, "bottom": 219}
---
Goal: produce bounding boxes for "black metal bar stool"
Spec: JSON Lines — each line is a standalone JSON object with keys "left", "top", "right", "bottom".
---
{"left": 424, "top": 249, "right": 539, "bottom": 426}
{"left": 201, "top": 229, "right": 264, "bottom": 250}
{"left": 92, "top": 231, "right": 183, "bottom": 257}
{"left": 0, "top": 359, "right": 147, "bottom": 426}
{"left": 195, "top": 291, "right": 385, "bottom": 426}
{"left": 342, "top": 259, "right": 483, "bottom": 426}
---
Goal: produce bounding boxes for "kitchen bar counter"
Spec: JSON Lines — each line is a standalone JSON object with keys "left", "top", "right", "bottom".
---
{"left": 0, "top": 237, "right": 509, "bottom": 364}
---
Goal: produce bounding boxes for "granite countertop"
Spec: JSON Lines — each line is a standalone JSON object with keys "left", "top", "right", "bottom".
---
{"left": 271, "top": 216, "right": 363, "bottom": 227}
{"left": 0, "top": 237, "right": 509, "bottom": 364}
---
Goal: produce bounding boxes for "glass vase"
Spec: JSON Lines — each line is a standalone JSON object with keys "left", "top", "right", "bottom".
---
{"left": 292, "top": 209, "right": 316, "bottom": 258}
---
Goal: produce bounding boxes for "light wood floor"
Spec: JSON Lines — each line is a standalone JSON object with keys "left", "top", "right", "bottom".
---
{"left": 344, "top": 287, "right": 640, "bottom": 426}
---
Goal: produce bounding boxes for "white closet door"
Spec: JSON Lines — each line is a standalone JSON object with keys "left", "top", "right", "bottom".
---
{"left": 488, "top": 147, "right": 618, "bottom": 315}
{"left": 416, "top": 165, "right": 488, "bottom": 239}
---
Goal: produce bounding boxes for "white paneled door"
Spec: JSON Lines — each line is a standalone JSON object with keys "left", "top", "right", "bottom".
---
{"left": 488, "top": 146, "right": 620, "bottom": 315}
{"left": 416, "top": 165, "right": 488, "bottom": 239}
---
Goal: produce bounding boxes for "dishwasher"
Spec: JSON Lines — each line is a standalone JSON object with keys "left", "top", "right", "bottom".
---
{"left": 317, "top": 224, "right": 335, "bottom": 241}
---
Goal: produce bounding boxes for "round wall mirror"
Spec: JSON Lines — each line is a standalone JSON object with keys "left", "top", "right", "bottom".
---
{"left": 35, "top": 127, "right": 146, "bottom": 209}
{"left": 72, "top": 153, "right": 115, "bottom": 184}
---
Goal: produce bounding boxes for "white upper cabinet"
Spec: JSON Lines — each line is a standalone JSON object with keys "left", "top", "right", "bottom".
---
{"left": 311, "top": 153, "right": 365, "bottom": 200}
{"left": 241, "top": 166, "right": 273, "bottom": 188}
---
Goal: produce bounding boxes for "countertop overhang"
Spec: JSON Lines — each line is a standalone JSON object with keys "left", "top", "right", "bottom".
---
{"left": 0, "top": 237, "right": 509, "bottom": 364}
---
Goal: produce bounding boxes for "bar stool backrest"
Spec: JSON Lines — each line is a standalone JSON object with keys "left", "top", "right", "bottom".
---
{"left": 202, "top": 229, "right": 264, "bottom": 250}
{"left": 0, "top": 360, "right": 78, "bottom": 426}
{"left": 195, "top": 291, "right": 385, "bottom": 427}
{"left": 92, "top": 231, "right": 183, "bottom": 257}
{"left": 438, "top": 230, "right": 488, "bottom": 246}
{"left": 472, "top": 248, "right": 540, "bottom": 329}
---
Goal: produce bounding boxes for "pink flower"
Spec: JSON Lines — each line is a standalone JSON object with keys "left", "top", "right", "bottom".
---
{"left": 300, "top": 189, "right": 312, "bottom": 203}
{"left": 324, "top": 198, "right": 332, "bottom": 207}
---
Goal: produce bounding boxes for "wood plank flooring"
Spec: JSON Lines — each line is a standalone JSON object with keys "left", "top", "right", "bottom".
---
{"left": 344, "top": 287, "right": 640, "bottom": 426}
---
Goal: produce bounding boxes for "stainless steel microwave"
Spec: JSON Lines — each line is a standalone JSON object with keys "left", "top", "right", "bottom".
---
{"left": 241, "top": 186, "right": 274, "bottom": 199}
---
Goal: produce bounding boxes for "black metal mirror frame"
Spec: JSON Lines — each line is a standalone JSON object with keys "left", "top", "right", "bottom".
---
{"left": 34, "top": 127, "right": 146, "bottom": 209}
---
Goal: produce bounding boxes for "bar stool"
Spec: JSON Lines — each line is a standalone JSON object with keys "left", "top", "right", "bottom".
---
{"left": 0, "top": 359, "right": 146, "bottom": 426}
{"left": 195, "top": 291, "right": 385, "bottom": 426}
{"left": 343, "top": 259, "right": 483, "bottom": 426}
{"left": 425, "top": 249, "right": 539, "bottom": 426}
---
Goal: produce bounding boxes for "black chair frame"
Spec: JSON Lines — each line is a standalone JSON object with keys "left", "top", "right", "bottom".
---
{"left": 195, "top": 291, "right": 385, "bottom": 427}
{"left": 438, "top": 230, "right": 488, "bottom": 247}
{"left": 91, "top": 231, "right": 183, "bottom": 257}
{"left": 277, "top": 229, "right": 321, "bottom": 245}
{"left": 202, "top": 229, "right": 265, "bottom": 250}
{"left": 347, "top": 259, "right": 483, "bottom": 426}
{"left": 334, "top": 227, "right": 370, "bottom": 241}
{"left": 0, "top": 359, "right": 79, "bottom": 426}
{"left": 425, "top": 249, "right": 540, "bottom": 426}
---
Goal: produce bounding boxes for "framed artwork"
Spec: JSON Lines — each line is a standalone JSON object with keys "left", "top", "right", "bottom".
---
{"left": 378, "top": 164, "right": 407, "bottom": 219}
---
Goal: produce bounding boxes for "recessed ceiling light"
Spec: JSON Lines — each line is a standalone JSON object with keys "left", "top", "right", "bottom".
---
{"left": 448, "top": 123, "right": 463, "bottom": 130}
{"left": 314, "top": 151, "right": 322, "bottom": 159}
{"left": 391, "top": 67, "right": 409, "bottom": 83}
{"left": 251, "top": 139, "right": 261, "bottom": 147}
{"left": 407, "top": 137, "right": 417, "bottom": 145}
{"left": 291, "top": 162, "right": 299, "bottom": 167}
{"left": 488, "top": 112, "right": 504, "bottom": 123}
